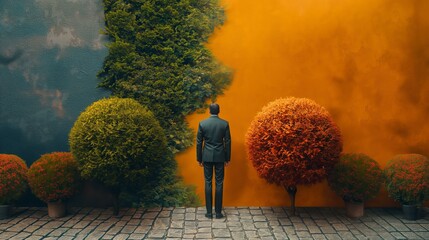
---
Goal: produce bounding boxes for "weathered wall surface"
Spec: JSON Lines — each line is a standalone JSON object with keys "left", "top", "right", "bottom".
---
{"left": 177, "top": 0, "right": 429, "bottom": 207}
{"left": 0, "top": 0, "right": 108, "bottom": 163}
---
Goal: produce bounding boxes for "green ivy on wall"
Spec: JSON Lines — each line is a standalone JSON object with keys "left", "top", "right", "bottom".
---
{"left": 98, "top": 0, "right": 232, "bottom": 153}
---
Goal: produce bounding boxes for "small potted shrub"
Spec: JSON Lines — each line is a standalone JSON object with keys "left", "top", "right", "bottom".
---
{"left": 384, "top": 154, "right": 429, "bottom": 220}
{"left": 328, "top": 153, "right": 383, "bottom": 218}
{"left": 27, "top": 152, "right": 81, "bottom": 218}
{"left": 0, "top": 154, "right": 28, "bottom": 219}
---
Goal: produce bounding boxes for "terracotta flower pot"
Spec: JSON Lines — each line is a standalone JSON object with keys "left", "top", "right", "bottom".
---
{"left": 47, "top": 201, "right": 66, "bottom": 218}
{"left": 345, "top": 201, "right": 364, "bottom": 218}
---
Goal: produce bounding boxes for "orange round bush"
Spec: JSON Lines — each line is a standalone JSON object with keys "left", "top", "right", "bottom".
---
{"left": 246, "top": 97, "right": 343, "bottom": 188}
{"left": 28, "top": 152, "right": 80, "bottom": 203}
{"left": 0, "top": 154, "right": 28, "bottom": 204}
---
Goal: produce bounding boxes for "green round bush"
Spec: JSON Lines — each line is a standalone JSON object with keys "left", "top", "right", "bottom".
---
{"left": 69, "top": 97, "right": 168, "bottom": 190}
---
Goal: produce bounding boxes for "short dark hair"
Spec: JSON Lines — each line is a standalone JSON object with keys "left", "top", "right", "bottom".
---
{"left": 209, "top": 103, "right": 220, "bottom": 115}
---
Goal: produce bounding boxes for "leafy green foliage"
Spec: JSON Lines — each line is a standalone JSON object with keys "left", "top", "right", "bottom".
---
{"left": 69, "top": 98, "right": 169, "bottom": 192}
{"left": 98, "top": 0, "right": 232, "bottom": 153}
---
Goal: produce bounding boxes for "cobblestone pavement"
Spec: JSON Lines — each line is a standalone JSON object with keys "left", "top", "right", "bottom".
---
{"left": 0, "top": 207, "right": 428, "bottom": 239}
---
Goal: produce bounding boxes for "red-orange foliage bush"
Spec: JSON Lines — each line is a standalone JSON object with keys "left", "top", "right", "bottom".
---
{"left": 0, "top": 154, "right": 28, "bottom": 205}
{"left": 246, "top": 97, "right": 343, "bottom": 188}
{"left": 28, "top": 152, "right": 80, "bottom": 203}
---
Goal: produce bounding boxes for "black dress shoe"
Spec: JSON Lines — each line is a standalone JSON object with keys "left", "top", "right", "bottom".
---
{"left": 205, "top": 213, "right": 213, "bottom": 219}
{"left": 215, "top": 213, "right": 224, "bottom": 219}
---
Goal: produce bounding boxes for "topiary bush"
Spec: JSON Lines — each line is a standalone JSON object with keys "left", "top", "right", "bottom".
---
{"left": 328, "top": 153, "right": 383, "bottom": 203}
{"left": 27, "top": 152, "right": 80, "bottom": 203}
{"left": 246, "top": 97, "right": 343, "bottom": 214}
{"left": 384, "top": 154, "right": 429, "bottom": 205}
{"left": 0, "top": 154, "right": 28, "bottom": 205}
{"left": 69, "top": 97, "right": 177, "bottom": 213}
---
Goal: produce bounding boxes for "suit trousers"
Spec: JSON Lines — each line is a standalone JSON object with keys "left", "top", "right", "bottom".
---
{"left": 203, "top": 162, "right": 225, "bottom": 214}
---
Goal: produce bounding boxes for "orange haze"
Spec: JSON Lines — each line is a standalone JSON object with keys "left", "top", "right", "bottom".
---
{"left": 176, "top": 0, "right": 429, "bottom": 207}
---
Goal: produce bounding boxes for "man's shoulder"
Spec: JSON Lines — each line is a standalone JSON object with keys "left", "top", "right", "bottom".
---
{"left": 199, "top": 116, "right": 229, "bottom": 125}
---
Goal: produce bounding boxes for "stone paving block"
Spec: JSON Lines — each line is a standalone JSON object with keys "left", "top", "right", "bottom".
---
{"left": 25, "top": 235, "right": 44, "bottom": 240}
{"left": 231, "top": 231, "right": 245, "bottom": 239}
{"left": 133, "top": 225, "right": 151, "bottom": 234}
{"left": 213, "top": 228, "right": 231, "bottom": 238}
{"left": 417, "top": 231, "right": 429, "bottom": 239}
{"left": 153, "top": 217, "right": 170, "bottom": 229}
{"left": 212, "top": 221, "right": 227, "bottom": 229}
{"left": 128, "top": 233, "right": 146, "bottom": 239}
{"left": 401, "top": 231, "right": 423, "bottom": 239}
{"left": 197, "top": 221, "right": 212, "bottom": 228}
{"left": 31, "top": 220, "right": 48, "bottom": 226}
{"left": 167, "top": 228, "right": 183, "bottom": 238}
{"left": 254, "top": 221, "right": 269, "bottom": 228}
{"left": 195, "top": 232, "right": 212, "bottom": 238}
{"left": 229, "top": 226, "right": 243, "bottom": 232}
{"left": 101, "top": 234, "right": 115, "bottom": 239}
{"left": 406, "top": 223, "right": 427, "bottom": 231}
{"left": 389, "top": 231, "right": 407, "bottom": 239}
{"left": 112, "top": 233, "right": 130, "bottom": 240}
{"left": 143, "top": 211, "right": 159, "bottom": 219}
{"left": 185, "top": 212, "right": 195, "bottom": 221}
{"left": 332, "top": 222, "right": 348, "bottom": 231}
{"left": 377, "top": 232, "right": 396, "bottom": 240}
{"left": 86, "top": 230, "right": 105, "bottom": 239}
{"left": 120, "top": 225, "right": 137, "bottom": 233}
{"left": 10, "top": 232, "right": 31, "bottom": 240}
{"left": 63, "top": 228, "right": 81, "bottom": 236}
{"left": 253, "top": 215, "right": 267, "bottom": 222}
{"left": 58, "top": 236, "right": 75, "bottom": 240}
{"left": 106, "top": 226, "right": 123, "bottom": 235}
{"left": 324, "top": 233, "right": 343, "bottom": 240}
{"left": 311, "top": 233, "right": 328, "bottom": 240}
{"left": 33, "top": 227, "right": 54, "bottom": 236}
{"left": 71, "top": 220, "right": 91, "bottom": 229}
{"left": 245, "top": 230, "right": 258, "bottom": 238}
{"left": 47, "top": 227, "right": 68, "bottom": 237}
{"left": 320, "top": 225, "right": 336, "bottom": 234}
{"left": 260, "top": 236, "right": 275, "bottom": 240}
{"left": 141, "top": 218, "right": 155, "bottom": 225}
{"left": 147, "top": 229, "right": 167, "bottom": 238}
{"left": 257, "top": 228, "right": 273, "bottom": 237}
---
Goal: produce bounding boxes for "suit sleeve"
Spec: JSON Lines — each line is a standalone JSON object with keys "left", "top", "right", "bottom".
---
{"left": 224, "top": 123, "right": 231, "bottom": 162}
{"left": 196, "top": 123, "right": 203, "bottom": 162}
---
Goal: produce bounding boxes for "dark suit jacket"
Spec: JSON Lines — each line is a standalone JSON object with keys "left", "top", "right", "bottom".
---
{"left": 196, "top": 115, "right": 231, "bottom": 163}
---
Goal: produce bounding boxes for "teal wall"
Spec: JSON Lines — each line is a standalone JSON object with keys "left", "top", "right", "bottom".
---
{"left": 0, "top": 0, "right": 108, "bottom": 163}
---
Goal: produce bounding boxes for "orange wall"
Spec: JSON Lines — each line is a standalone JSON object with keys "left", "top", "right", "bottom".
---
{"left": 177, "top": 0, "right": 429, "bottom": 207}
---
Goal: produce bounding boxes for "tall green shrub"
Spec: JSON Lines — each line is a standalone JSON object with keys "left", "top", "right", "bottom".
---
{"left": 69, "top": 98, "right": 180, "bottom": 212}
{"left": 98, "top": 0, "right": 232, "bottom": 153}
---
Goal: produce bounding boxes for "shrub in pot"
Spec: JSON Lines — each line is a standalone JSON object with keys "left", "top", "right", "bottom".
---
{"left": 328, "top": 153, "right": 383, "bottom": 218}
{"left": 27, "top": 152, "right": 80, "bottom": 218}
{"left": 246, "top": 97, "right": 343, "bottom": 215}
{"left": 69, "top": 97, "right": 172, "bottom": 214}
{"left": 0, "top": 154, "right": 28, "bottom": 219}
{"left": 384, "top": 154, "right": 429, "bottom": 220}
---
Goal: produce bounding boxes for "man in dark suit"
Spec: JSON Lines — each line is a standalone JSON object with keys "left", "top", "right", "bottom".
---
{"left": 196, "top": 103, "right": 231, "bottom": 219}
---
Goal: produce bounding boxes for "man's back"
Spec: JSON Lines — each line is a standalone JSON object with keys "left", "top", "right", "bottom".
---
{"left": 197, "top": 116, "right": 231, "bottom": 163}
